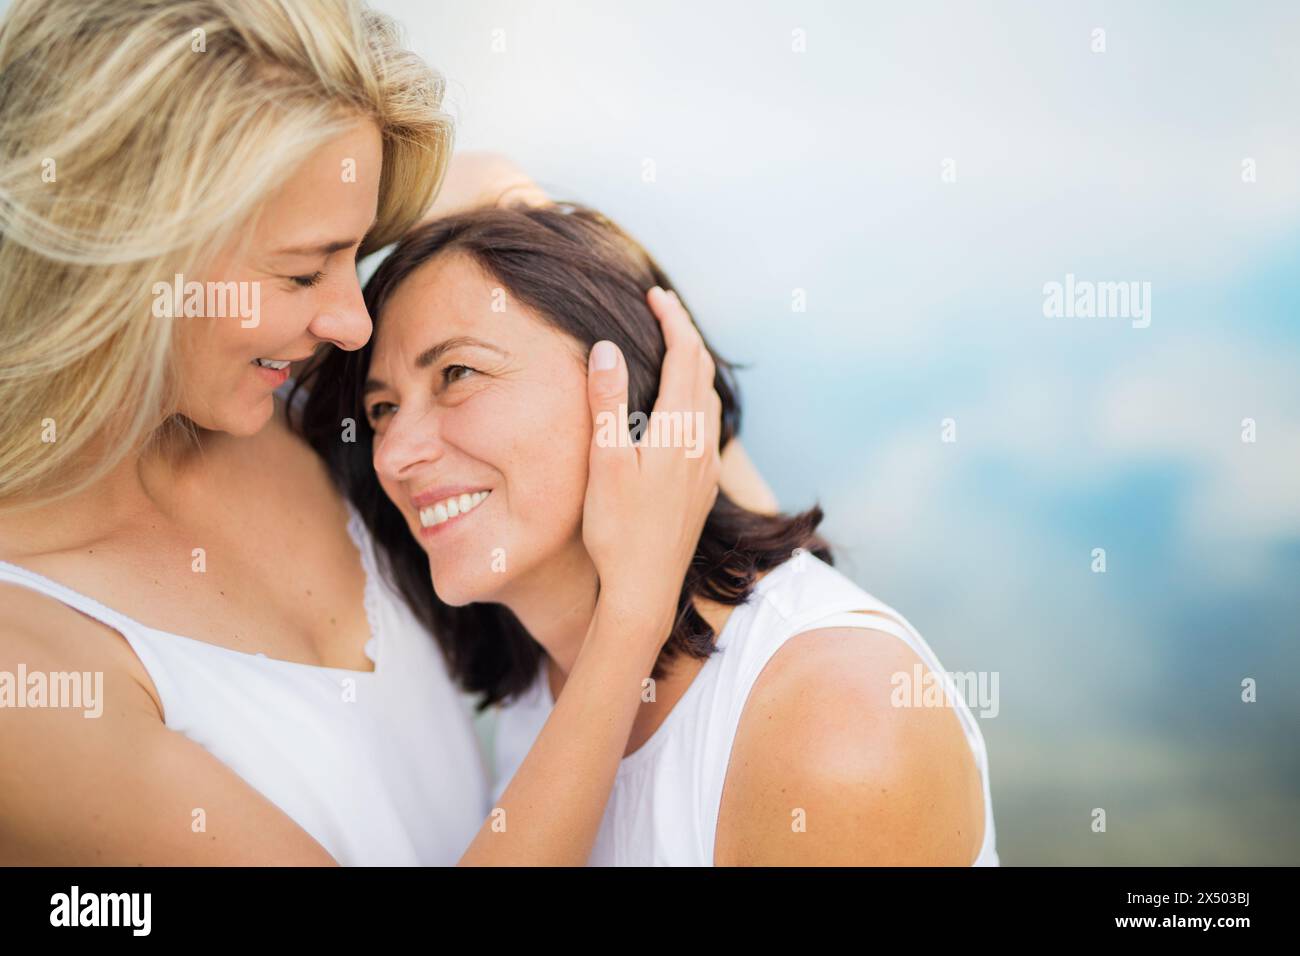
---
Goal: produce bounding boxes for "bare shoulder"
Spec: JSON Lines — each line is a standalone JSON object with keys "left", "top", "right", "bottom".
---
{"left": 0, "top": 581, "right": 163, "bottom": 721}
{"left": 0, "top": 582, "right": 164, "bottom": 852}
{"left": 0, "top": 582, "right": 336, "bottom": 865}
{"left": 714, "top": 625, "right": 986, "bottom": 866}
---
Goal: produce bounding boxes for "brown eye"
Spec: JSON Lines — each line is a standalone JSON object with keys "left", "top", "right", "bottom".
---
{"left": 366, "top": 401, "right": 396, "bottom": 425}
{"left": 442, "top": 364, "right": 476, "bottom": 385}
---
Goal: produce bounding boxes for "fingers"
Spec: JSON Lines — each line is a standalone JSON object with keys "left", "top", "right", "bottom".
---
{"left": 649, "top": 286, "right": 721, "bottom": 454}
{"left": 647, "top": 287, "right": 703, "bottom": 414}
{"left": 582, "top": 293, "right": 721, "bottom": 607}
{"left": 587, "top": 339, "right": 634, "bottom": 469}
{"left": 647, "top": 286, "right": 694, "bottom": 351}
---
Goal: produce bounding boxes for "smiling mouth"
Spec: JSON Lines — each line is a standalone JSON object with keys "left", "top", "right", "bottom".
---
{"left": 252, "top": 358, "right": 292, "bottom": 370}
{"left": 419, "top": 490, "right": 490, "bottom": 528}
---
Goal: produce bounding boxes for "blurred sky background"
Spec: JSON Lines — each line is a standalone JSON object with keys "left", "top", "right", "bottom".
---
{"left": 381, "top": 0, "right": 1300, "bottom": 865}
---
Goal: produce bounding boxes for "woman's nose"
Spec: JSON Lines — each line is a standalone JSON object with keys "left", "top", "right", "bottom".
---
{"left": 309, "top": 277, "right": 372, "bottom": 351}
{"left": 373, "top": 409, "right": 443, "bottom": 483}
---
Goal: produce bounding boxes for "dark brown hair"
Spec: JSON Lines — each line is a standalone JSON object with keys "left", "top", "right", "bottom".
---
{"left": 292, "top": 202, "right": 831, "bottom": 709}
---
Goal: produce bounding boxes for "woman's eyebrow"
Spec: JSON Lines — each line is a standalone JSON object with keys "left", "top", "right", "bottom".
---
{"left": 363, "top": 336, "right": 505, "bottom": 396}
{"left": 273, "top": 237, "right": 362, "bottom": 257}
{"left": 413, "top": 336, "right": 505, "bottom": 370}
{"left": 272, "top": 216, "right": 380, "bottom": 258}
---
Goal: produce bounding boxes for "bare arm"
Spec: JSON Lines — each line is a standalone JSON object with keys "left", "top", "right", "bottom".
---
{"left": 720, "top": 439, "right": 778, "bottom": 514}
{"left": 456, "top": 597, "right": 669, "bottom": 864}
{"left": 2, "top": 288, "right": 721, "bottom": 867}
{"left": 0, "top": 587, "right": 338, "bottom": 865}
{"left": 2, "top": 157, "right": 766, "bottom": 867}
{"left": 458, "top": 287, "right": 721, "bottom": 864}
{"left": 424, "top": 151, "right": 550, "bottom": 221}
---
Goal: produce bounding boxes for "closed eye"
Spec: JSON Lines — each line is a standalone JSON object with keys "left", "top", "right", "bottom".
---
{"left": 290, "top": 271, "right": 325, "bottom": 288}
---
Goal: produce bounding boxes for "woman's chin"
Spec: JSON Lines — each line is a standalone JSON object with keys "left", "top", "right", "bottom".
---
{"left": 181, "top": 395, "right": 275, "bottom": 438}
{"left": 429, "top": 570, "right": 495, "bottom": 608}
{"left": 230, "top": 400, "right": 276, "bottom": 436}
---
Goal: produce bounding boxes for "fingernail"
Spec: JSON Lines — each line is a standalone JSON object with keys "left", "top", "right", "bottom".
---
{"left": 591, "top": 340, "right": 617, "bottom": 370}
{"left": 648, "top": 285, "right": 665, "bottom": 302}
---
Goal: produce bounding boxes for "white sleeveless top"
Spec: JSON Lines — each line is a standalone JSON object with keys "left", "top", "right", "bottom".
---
{"left": 492, "top": 554, "right": 1000, "bottom": 866}
{"left": 0, "top": 503, "right": 489, "bottom": 865}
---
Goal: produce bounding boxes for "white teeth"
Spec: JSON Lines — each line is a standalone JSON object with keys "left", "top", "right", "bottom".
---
{"left": 254, "top": 358, "right": 291, "bottom": 369}
{"left": 419, "top": 490, "right": 490, "bottom": 528}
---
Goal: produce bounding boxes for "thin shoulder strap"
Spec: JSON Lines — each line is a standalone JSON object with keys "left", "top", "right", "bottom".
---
{"left": 0, "top": 560, "right": 146, "bottom": 632}
{"left": 703, "top": 560, "right": 995, "bottom": 864}
{"left": 794, "top": 606, "right": 924, "bottom": 652}
{"left": 801, "top": 600, "right": 1000, "bottom": 862}
{"left": 0, "top": 558, "right": 165, "bottom": 665}
{"left": 741, "top": 560, "right": 989, "bottom": 758}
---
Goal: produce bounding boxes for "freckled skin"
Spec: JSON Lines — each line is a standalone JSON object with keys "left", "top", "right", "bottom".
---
{"left": 367, "top": 252, "right": 989, "bottom": 867}
{"left": 173, "top": 120, "right": 383, "bottom": 437}
{"left": 714, "top": 626, "right": 987, "bottom": 866}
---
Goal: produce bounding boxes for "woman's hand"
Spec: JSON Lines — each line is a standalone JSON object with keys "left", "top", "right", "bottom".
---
{"left": 459, "top": 291, "right": 720, "bottom": 864}
{"left": 581, "top": 287, "right": 722, "bottom": 637}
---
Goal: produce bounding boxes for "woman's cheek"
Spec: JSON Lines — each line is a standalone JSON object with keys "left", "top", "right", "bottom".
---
{"left": 509, "top": 391, "right": 589, "bottom": 527}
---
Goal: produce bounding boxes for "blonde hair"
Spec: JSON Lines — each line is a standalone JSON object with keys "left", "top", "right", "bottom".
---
{"left": 0, "top": 0, "right": 453, "bottom": 508}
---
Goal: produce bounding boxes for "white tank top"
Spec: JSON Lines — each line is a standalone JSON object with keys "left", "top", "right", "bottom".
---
{"left": 0, "top": 502, "right": 489, "bottom": 865}
{"left": 492, "top": 553, "right": 1000, "bottom": 866}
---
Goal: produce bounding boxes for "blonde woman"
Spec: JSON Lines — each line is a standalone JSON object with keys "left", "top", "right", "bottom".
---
{"left": 0, "top": 0, "right": 772, "bottom": 865}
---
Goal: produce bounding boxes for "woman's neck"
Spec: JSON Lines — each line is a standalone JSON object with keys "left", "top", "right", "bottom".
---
{"left": 499, "top": 543, "right": 600, "bottom": 676}
{"left": 0, "top": 419, "right": 233, "bottom": 558}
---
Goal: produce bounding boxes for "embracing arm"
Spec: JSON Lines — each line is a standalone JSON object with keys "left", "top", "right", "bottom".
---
{"left": 0, "top": 289, "right": 719, "bottom": 868}
{"left": 713, "top": 627, "right": 987, "bottom": 866}
{"left": 425, "top": 150, "right": 551, "bottom": 220}
{"left": 425, "top": 151, "right": 779, "bottom": 516}
{"left": 457, "top": 287, "right": 721, "bottom": 865}
{"left": 0, "top": 586, "right": 339, "bottom": 865}
{"left": 455, "top": 598, "right": 668, "bottom": 864}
